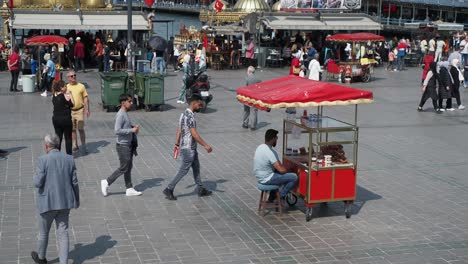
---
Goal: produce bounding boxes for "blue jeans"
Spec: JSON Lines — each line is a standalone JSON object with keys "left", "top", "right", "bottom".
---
{"left": 397, "top": 55, "right": 405, "bottom": 71}
{"left": 103, "top": 58, "right": 110, "bottom": 72}
{"left": 155, "top": 57, "right": 166, "bottom": 74}
{"left": 462, "top": 54, "right": 468, "bottom": 69}
{"left": 37, "top": 209, "right": 70, "bottom": 264}
{"left": 264, "top": 172, "right": 297, "bottom": 198}
{"left": 168, "top": 149, "right": 202, "bottom": 190}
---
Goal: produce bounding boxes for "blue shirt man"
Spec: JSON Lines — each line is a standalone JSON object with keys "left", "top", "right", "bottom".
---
{"left": 254, "top": 129, "right": 297, "bottom": 200}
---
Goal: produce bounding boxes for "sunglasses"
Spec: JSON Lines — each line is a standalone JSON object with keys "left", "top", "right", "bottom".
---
{"left": 68, "top": 74, "right": 76, "bottom": 77}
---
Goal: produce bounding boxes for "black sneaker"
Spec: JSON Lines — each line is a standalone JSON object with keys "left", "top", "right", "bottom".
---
{"left": 242, "top": 124, "right": 249, "bottom": 129}
{"left": 31, "top": 251, "right": 48, "bottom": 264}
{"left": 198, "top": 187, "right": 212, "bottom": 197}
{"left": 163, "top": 188, "right": 177, "bottom": 200}
{"left": 417, "top": 107, "right": 423, "bottom": 112}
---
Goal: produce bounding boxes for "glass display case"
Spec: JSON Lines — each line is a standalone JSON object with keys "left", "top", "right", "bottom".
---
{"left": 282, "top": 114, "right": 358, "bottom": 221}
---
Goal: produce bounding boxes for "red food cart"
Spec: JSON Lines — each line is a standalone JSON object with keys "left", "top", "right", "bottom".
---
{"left": 325, "top": 32, "right": 384, "bottom": 83}
{"left": 237, "top": 75, "right": 373, "bottom": 221}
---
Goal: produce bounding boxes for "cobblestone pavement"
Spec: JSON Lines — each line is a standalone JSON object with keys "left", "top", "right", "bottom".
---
{"left": 1, "top": 65, "right": 468, "bottom": 264}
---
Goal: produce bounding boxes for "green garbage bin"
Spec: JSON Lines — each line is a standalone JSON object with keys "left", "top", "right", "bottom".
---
{"left": 135, "top": 73, "right": 165, "bottom": 111}
{"left": 100, "top": 72, "right": 128, "bottom": 112}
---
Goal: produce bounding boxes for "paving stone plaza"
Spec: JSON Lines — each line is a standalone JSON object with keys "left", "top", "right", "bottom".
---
{"left": 1, "top": 66, "right": 468, "bottom": 264}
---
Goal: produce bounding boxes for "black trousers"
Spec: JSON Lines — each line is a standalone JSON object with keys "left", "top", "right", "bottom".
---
{"left": 451, "top": 86, "right": 462, "bottom": 106}
{"left": 439, "top": 98, "right": 453, "bottom": 109}
{"left": 97, "top": 56, "right": 103, "bottom": 72}
{"left": 10, "top": 70, "right": 20, "bottom": 91}
{"left": 419, "top": 90, "right": 438, "bottom": 110}
{"left": 53, "top": 117, "right": 73, "bottom": 155}
{"left": 107, "top": 144, "right": 133, "bottom": 188}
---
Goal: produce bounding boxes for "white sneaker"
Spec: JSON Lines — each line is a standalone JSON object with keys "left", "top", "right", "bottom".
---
{"left": 439, "top": 108, "right": 445, "bottom": 112}
{"left": 176, "top": 100, "right": 182, "bottom": 104}
{"left": 40, "top": 91, "right": 47, "bottom": 97}
{"left": 126, "top": 188, "right": 142, "bottom": 196}
{"left": 447, "top": 108, "right": 455, "bottom": 111}
{"left": 100, "top": 180, "right": 109, "bottom": 197}
{"left": 458, "top": 105, "right": 466, "bottom": 110}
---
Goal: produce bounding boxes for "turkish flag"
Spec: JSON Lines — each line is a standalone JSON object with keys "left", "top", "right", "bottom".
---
{"left": 145, "top": 0, "right": 155, "bottom": 8}
{"left": 214, "top": 0, "right": 223, "bottom": 12}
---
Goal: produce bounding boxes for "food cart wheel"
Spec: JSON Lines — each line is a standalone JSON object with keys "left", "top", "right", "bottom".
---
{"left": 344, "top": 201, "right": 352, "bottom": 219}
{"left": 286, "top": 193, "right": 297, "bottom": 207}
{"left": 361, "top": 69, "right": 371, "bottom": 83}
{"left": 305, "top": 207, "right": 313, "bottom": 222}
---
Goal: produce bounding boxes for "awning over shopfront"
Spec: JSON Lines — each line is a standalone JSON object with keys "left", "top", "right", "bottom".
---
{"left": 404, "top": 22, "right": 463, "bottom": 31}
{"left": 261, "top": 13, "right": 381, "bottom": 31}
{"left": 12, "top": 11, "right": 149, "bottom": 30}
{"left": 393, "top": 0, "right": 467, "bottom": 8}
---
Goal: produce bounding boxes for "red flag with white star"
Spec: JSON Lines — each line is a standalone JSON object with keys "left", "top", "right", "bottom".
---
{"left": 214, "top": 0, "right": 223, "bottom": 12}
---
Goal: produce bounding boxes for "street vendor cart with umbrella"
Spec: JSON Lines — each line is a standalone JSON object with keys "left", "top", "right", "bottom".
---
{"left": 325, "top": 32, "right": 384, "bottom": 83}
{"left": 237, "top": 75, "right": 373, "bottom": 221}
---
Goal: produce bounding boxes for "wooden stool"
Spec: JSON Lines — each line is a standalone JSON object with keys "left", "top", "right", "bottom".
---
{"left": 257, "top": 184, "right": 282, "bottom": 216}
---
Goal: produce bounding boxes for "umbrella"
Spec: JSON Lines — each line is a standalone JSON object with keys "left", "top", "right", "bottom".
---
{"left": 148, "top": 36, "right": 167, "bottom": 51}
{"left": 25, "top": 35, "right": 69, "bottom": 46}
{"left": 237, "top": 75, "right": 373, "bottom": 110}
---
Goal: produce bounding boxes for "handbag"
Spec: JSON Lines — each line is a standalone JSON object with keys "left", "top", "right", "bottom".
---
{"left": 293, "top": 67, "right": 301, "bottom": 75}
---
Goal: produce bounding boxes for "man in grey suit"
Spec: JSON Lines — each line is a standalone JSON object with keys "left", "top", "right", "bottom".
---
{"left": 31, "top": 134, "right": 80, "bottom": 264}
{"left": 242, "top": 66, "right": 262, "bottom": 130}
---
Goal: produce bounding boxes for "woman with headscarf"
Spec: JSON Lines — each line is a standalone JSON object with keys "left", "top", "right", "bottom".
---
{"left": 438, "top": 61, "right": 454, "bottom": 111}
{"left": 421, "top": 51, "right": 435, "bottom": 83}
{"left": 418, "top": 62, "right": 441, "bottom": 113}
{"left": 449, "top": 59, "right": 465, "bottom": 110}
{"left": 177, "top": 54, "right": 191, "bottom": 104}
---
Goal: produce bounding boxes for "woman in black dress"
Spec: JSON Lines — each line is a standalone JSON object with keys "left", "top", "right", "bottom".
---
{"left": 52, "top": 80, "right": 74, "bottom": 154}
{"left": 418, "top": 62, "right": 441, "bottom": 113}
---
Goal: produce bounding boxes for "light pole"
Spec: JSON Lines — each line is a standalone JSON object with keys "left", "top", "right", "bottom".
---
{"left": 127, "top": 0, "right": 133, "bottom": 72}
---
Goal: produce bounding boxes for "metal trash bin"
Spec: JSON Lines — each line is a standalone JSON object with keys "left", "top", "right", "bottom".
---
{"left": 99, "top": 72, "right": 128, "bottom": 112}
{"left": 22, "top": 75, "right": 36, "bottom": 93}
{"left": 135, "top": 72, "right": 164, "bottom": 111}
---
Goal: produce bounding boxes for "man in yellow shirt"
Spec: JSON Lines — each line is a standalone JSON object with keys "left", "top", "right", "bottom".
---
{"left": 66, "top": 70, "right": 90, "bottom": 153}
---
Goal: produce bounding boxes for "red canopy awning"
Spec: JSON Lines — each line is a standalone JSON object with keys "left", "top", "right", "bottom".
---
{"left": 25, "top": 35, "right": 69, "bottom": 46}
{"left": 236, "top": 75, "right": 373, "bottom": 110}
{"left": 326, "top": 32, "right": 385, "bottom": 43}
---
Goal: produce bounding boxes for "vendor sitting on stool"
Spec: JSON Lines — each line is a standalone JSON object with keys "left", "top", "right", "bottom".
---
{"left": 254, "top": 129, "right": 297, "bottom": 202}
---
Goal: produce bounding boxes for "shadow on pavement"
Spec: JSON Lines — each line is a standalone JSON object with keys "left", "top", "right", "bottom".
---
{"left": 74, "top": 140, "right": 110, "bottom": 158}
{"left": 1, "top": 146, "right": 27, "bottom": 154}
{"left": 48, "top": 235, "right": 117, "bottom": 264}
{"left": 176, "top": 179, "right": 228, "bottom": 198}
{"left": 134, "top": 178, "right": 164, "bottom": 192}
{"left": 287, "top": 184, "right": 382, "bottom": 219}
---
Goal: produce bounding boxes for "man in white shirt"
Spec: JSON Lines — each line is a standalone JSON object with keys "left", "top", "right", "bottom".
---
{"left": 428, "top": 36, "right": 436, "bottom": 53}
{"left": 434, "top": 37, "right": 446, "bottom": 62}
{"left": 460, "top": 36, "right": 468, "bottom": 68}
{"left": 308, "top": 54, "right": 322, "bottom": 81}
{"left": 420, "top": 38, "right": 428, "bottom": 55}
